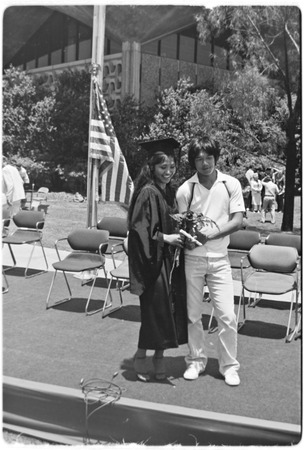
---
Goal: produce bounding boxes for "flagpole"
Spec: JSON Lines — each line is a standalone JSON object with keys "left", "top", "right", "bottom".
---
{"left": 86, "top": 5, "right": 106, "bottom": 227}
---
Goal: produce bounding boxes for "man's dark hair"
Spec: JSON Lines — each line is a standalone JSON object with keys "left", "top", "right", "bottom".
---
{"left": 188, "top": 136, "right": 220, "bottom": 170}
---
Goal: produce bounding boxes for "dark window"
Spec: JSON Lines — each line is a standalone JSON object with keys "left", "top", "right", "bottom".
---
{"left": 7, "top": 11, "right": 92, "bottom": 69}
{"left": 179, "top": 35, "right": 195, "bottom": 63}
{"left": 78, "top": 22, "right": 92, "bottom": 60}
{"left": 109, "top": 39, "right": 122, "bottom": 55}
{"left": 196, "top": 41, "right": 211, "bottom": 66}
{"left": 142, "top": 40, "right": 158, "bottom": 56}
{"left": 160, "top": 34, "right": 177, "bottom": 59}
{"left": 64, "top": 16, "right": 77, "bottom": 62}
{"left": 50, "top": 12, "right": 65, "bottom": 65}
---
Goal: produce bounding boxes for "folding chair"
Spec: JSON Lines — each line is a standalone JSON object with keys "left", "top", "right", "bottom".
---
{"left": 46, "top": 229, "right": 110, "bottom": 316}
{"left": 265, "top": 233, "right": 301, "bottom": 340}
{"left": 208, "top": 229, "right": 260, "bottom": 333}
{"left": 239, "top": 244, "right": 299, "bottom": 342}
{"left": 102, "top": 237, "right": 129, "bottom": 318}
{"left": 32, "top": 187, "right": 49, "bottom": 202}
{"left": 2, "top": 210, "right": 48, "bottom": 277}
{"left": 97, "top": 216, "right": 128, "bottom": 255}
{"left": 265, "top": 233, "right": 301, "bottom": 258}
{"left": 228, "top": 229, "right": 261, "bottom": 268}
{"left": 250, "top": 233, "right": 302, "bottom": 309}
{"left": 31, "top": 187, "right": 49, "bottom": 211}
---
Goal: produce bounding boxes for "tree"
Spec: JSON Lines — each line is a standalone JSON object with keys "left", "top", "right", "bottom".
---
{"left": 144, "top": 74, "right": 287, "bottom": 185}
{"left": 111, "top": 95, "right": 156, "bottom": 179}
{"left": 212, "top": 65, "right": 287, "bottom": 174}
{"left": 2, "top": 65, "right": 56, "bottom": 159}
{"left": 142, "top": 78, "right": 199, "bottom": 183}
{"left": 51, "top": 69, "right": 91, "bottom": 164}
{"left": 196, "top": 6, "right": 301, "bottom": 231}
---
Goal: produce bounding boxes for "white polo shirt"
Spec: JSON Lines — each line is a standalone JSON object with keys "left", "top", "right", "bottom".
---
{"left": 176, "top": 170, "right": 245, "bottom": 257}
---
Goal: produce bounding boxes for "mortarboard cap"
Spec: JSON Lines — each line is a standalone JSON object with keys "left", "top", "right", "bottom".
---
{"left": 139, "top": 137, "right": 180, "bottom": 156}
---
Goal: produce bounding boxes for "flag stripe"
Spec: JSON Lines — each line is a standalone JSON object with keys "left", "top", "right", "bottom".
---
{"left": 89, "top": 80, "right": 133, "bottom": 207}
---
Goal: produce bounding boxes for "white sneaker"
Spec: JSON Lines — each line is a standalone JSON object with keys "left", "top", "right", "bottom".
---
{"left": 224, "top": 370, "right": 240, "bottom": 386}
{"left": 183, "top": 363, "right": 204, "bottom": 380}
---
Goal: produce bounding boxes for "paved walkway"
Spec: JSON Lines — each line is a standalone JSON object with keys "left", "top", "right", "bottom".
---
{"left": 2, "top": 243, "right": 116, "bottom": 277}
{"left": 2, "top": 243, "right": 300, "bottom": 303}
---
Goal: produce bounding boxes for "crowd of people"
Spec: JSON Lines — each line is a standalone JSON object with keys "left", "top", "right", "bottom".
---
{"left": 241, "top": 165, "right": 285, "bottom": 224}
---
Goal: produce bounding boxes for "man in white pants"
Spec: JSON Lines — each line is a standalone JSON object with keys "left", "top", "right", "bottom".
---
{"left": 176, "top": 136, "right": 245, "bottom": 386}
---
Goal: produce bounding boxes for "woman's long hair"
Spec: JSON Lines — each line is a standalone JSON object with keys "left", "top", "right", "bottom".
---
{"left": 127, "top": 151, "right": 177, "bottom": 229}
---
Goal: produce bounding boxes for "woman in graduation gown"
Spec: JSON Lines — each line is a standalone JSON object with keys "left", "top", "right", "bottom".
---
{"left": 127, "top": 137, "right": 188, "bottom": 382}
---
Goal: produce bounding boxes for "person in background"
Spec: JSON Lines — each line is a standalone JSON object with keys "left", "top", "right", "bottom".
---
{"left": 127, "top": 137, "right": 188, "bottom": 382}
{"left": 245, "top": 166, "right": 254, "bottom": 211}
{"left": 2, "top": 192, "right": 10, "bottom": 223}
{"left": 2, "top": 156, "right": 25, "bottom": 216}
{"left": 176, "top": 136, "right": 245, "bottom": 387}
{"left": 273, "top": 169, "right": 285, "bottom": 212}
{"left": 240, "top": 176, "right": 251, "bottom": 217}
{"left": 261, "top": 175, "right": 279, "bottom": 223}
{"left": 14, "top": 161, "right": 30, "bottom": 208}
{"left": 250, "top": 172, "right": 263, "bottom": 213}
{"left": 16, "top": 163, "right": 29, "bottom": 184}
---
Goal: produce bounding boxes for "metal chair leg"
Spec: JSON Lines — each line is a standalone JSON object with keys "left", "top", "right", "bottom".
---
{"left": 237, "top": 287, "right": 246, "bottom": 331}
{"left": 2, "top": 243, "right": 16, "bottom": 272}
{"left": 249, "top": 292, "right": 262, "bottom": 308}
{"left": 286, "top": 289, "right": 300, "bottom": 343}
{"left": 85, "top": 270, "right": 100, "bottom": 316}
{"left": 86, "top": 267, "right": 113, "bottom": 316}
{"left": 2, "top": 270, "right": 9, "bottom": 293}
{"left": 102, "top": 276, "right": 124, "bottom": 318}
{"left": 46, "top": 270, "right": 72, "bottom": 310}
{"left": 207, "top": 306, "right": 218, "bottom": 334}
{"left": 25, "top": 241, "right": 48, "bottom": 278}
{"left": 4, "top": 241, "right": 48, "bottom": 278}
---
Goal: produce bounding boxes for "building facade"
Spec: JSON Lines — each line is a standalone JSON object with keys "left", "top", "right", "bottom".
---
{"left": 3, "top": 5, "right": 232, "bottom": 107}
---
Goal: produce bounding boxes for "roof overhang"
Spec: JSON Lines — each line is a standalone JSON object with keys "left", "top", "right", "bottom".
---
{"left": 3, "top": 5, "right": 204, "bottom": 67}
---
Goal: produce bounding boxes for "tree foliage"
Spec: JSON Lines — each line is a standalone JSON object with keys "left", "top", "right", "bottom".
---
{"left": 144, "top": 73, "right": 287, "bottom": 186}
{"left": 51, "top": 69, "right": 91, "bottom": 163}
{"left": 2, "top": 65, "right": 56, "bottom": 158}
{"left": 111, "top": 95, "right": 156, "bottom": 179}
{"left": 196, "top": 5, "right": 301, "bottom": 230}
{"left": 2, "top": 66, "right": 156, "bottom": 192}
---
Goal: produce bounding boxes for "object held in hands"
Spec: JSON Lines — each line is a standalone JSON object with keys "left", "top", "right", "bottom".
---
{"left": 169, "top": 210, "right": 219, "bottom": 277}
{"left": 179, "top": 229, "right": 202, "bottom": 246}
{"left": 171, "top": 210, "right": 219, "bottom": 239}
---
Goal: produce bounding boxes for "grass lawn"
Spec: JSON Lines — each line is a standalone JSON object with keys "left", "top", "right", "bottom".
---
{"left": 243, "top": 195, "right": 301, "bottom": 239}
{"left": 40, "top": 192, "right": 127, "bottom": 250}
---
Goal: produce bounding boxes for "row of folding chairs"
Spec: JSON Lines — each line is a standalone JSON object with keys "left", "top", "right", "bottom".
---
{"left": 2, "top": 213, "right": 301, "bottom": 342}
{"left": 2, "top": 211, "right": 128, "bottom": 317}
{"left": 208, "top": 229, "right": 301, "bottom": 343}
{"left": 99, "top": 220, "right": 301, "bottom": 343}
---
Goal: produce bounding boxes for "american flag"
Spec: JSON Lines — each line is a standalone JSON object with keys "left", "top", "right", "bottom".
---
{"left": 89, "top": 80, "right": 133, "bottom": 206}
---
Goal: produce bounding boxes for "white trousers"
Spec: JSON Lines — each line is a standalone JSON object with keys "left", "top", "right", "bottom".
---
{"left": 184, "top": 254, "right": 239, "bottom": 376}
{"left": 10, "top": 200, "right": 21, "bottom": 216}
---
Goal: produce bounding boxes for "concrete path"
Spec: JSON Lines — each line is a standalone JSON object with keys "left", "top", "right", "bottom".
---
{"left": 2, "top": 243, "right": 300, "bottom": 303}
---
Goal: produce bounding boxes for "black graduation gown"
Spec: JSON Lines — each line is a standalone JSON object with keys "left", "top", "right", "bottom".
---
{"left": 128, "top": 183, "right": 188, "bottom": 350}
